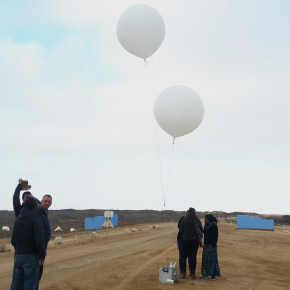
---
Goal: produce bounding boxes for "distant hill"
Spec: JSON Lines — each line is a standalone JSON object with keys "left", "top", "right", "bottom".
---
{"left": 0, "top": 209, "right": 288, "bottom": 239}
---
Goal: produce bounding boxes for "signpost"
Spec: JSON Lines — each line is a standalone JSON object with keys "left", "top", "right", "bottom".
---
{"left": 104, "top": 210, "right": 114, "bottom": 236}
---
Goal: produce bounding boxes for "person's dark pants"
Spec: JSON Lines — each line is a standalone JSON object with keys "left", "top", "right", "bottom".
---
{"left": 13, "top": 254, "right": 39, "bottom": 290}
{"left": 178, "top": 238, "right": 193, "bottom": 272}
{"left": 10, "top": 257, "right": 16, "bottom": 290}
{"left": 177, "top": 239, "right": 183, "bottom": 271}
{"left": 180, "top": 240, "right": 199, "bottom": 274}
{"left": 35, "top": 264, "right": 44, "bottom": 290}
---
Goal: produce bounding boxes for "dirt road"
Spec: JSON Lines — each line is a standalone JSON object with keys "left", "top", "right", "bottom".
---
{"left": 1, "top": 222, "right": 289, "bottom": 289}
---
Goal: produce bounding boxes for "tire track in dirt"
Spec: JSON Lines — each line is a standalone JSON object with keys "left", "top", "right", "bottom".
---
{"left": 112, "top": 244, "right": 176, "bottom": 290}
{"left": 40, "top": 227, "right": 177, "bottom": 289}
{"left": 42, "top": 245, "right": 172, "bottom": 290}
{"left": 44, "top": 227, "right": 176, "bottom": 272}
{"left": 0, "top": 224, "right": 177, "bottom": 289}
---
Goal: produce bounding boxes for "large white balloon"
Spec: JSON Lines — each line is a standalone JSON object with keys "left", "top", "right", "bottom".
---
{"left": 154, "top": 86, "right": 204, "bottom": 138}
{"left": 117, "top": 5, "right": 165, "bottom": 60}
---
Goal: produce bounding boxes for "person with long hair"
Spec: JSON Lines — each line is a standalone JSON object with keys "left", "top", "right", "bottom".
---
{"left": 178, "top": 208, "right": 203, "bottom": 279}
{"left": 200, "top": 214, "right": 221, "bottom": 280}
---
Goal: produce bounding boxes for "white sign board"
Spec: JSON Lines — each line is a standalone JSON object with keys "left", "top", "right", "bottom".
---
{"left": 104, "top": 210, "right": 114, "bottom": 219}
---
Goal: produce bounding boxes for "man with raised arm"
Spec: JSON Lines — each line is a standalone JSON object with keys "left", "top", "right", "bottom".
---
{"left": 11, "top": 179, "right": 52, "bottom": 290}
{"left": 11, "top": 197, "right": 46, "bottom": 290}
{"left": 11, "top": 179, "right": 41, "bottom": 289}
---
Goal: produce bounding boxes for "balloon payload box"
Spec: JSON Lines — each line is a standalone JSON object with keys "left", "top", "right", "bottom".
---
{"left": 159, "top": 258, "right": 177, "bottom": 283}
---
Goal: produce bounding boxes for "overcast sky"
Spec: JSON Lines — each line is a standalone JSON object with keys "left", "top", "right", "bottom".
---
{"left": 0, "top": 0, "right": 289, "bottom": 214}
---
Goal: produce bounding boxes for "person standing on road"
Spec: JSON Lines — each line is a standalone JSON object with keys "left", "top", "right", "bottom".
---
{"left": 11, "top": 178, "right": 41, "bottom": 290}
{"left": 11, "top": 198, "right": 46, "bottom": 290}
{"left": 178, "top": 208, "right": 203, "bottom": 280}
{"left": 36, "top": 194, "right": 52, "bottom": 290}
{"left": 200, "top": 214, "right": 221, "bottom": 280}
{"left": 12, "top": 179, "right": 52, "bottom": 290}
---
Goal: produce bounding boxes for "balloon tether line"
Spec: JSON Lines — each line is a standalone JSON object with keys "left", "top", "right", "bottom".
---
{"left": 163, "top": 139, "right": 175, "bottom": 207}
{"left": 144, "top": 58, "right": 174, "bottom": 209}
{"left": 150, "top": 57, "right": 169, "bottom": 207}
{"left": 144, "top": 59, "right": 165, "bottom": 205}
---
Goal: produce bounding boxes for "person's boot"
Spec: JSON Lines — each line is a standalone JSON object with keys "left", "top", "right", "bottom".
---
{"left": 180, "top": 272, "right": 186, "bottom": 279}
{"left": 190, "top": 272, "right": 196, "bottom": 280}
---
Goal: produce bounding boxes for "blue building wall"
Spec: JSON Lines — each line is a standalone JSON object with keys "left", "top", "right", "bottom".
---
{"left": 85, "top": 214, "right": 118, "bottom": 230}
{"left": 237, "top": 215, "right": 274, "bottom": 231}
{"left": 111, "top": 214, "right": 118, "bottom": 226}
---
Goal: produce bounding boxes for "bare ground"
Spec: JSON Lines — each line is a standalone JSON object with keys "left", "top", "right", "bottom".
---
{"left": 0, "top": 222, "right": 289, "bottom": 289}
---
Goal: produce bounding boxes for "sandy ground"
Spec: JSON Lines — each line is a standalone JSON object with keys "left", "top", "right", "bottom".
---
{"left": 1, "top": 222, "right": 290, "bottom": 290}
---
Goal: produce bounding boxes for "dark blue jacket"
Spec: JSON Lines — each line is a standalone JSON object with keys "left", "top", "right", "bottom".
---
{"left": 203, "top": 223, "right": 218, "bottom": 248}
{"left": 37, "top": 205, "right": 51, "bottom": 247}
{"left": 177, "top": 216, "right": 185, "bottom": 242}
{"left": 11, "top": 208, "right": 46, "bottom": 259}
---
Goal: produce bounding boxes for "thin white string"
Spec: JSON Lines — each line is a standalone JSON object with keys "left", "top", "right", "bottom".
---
{"left": 164, "top": 140, "right": 174, "bottom": 207}
{"left": 150, "top": 57, "right": 165, "bottom": 205}
{"left": 151, "top": 57, "right": 161, "bottom": 166}
{"left": 144, "top": 61, "right": 165, "bottom": 203}
{"left": 145, "top": 58, "right": 175, "bottom": 208}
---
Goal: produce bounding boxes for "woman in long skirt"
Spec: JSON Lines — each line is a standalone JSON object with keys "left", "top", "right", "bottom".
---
{"left": 200, "top": 214, "right": 221, "bottom": 280}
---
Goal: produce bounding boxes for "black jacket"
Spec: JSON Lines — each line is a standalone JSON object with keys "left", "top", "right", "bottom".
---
{"left": 177, "top": 216, "right": 185, "bottom": 241}
{"left": 13, "top": 184, "right": 24, "bottom": 218}
{"left": 204, "top": 223, "right": 218, "bottom": 248}
{"left": 179, "top": 218, "right": 203, "bottom": 241}
{"left": 13, "top": 184, "right": 40, "bottom": 218}
{"left": 11, "top": 208, "right": 46, "bottom": 259}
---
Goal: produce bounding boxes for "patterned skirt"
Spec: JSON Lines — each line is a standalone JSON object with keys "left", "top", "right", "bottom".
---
{"left": 201, "top": 244, "right": 221, "bottom": 277}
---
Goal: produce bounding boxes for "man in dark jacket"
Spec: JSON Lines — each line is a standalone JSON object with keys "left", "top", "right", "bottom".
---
{"left": 35, "top": 194, "right": 52, "bottom": 290}
{"left": 11, "top": 178, "right": 41, "bottom": 290}
{"left": 11, "top": 198, "right": 46, "bottom": 290}
{"left": 38, "top": 195, "right": 52, "bottom": 246}
{"left": 11, "top": 180, "right": 52, "bottom": 290}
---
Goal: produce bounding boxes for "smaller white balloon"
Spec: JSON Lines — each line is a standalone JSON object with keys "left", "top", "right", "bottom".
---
{"left": 154, "top": 86, "right": 204, "bottom": 138}
{"left": 117, "top": 4, "right": 165, "bottom": 59}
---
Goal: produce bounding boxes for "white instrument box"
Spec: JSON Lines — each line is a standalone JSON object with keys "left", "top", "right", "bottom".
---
{"left": 159, "top": 259, "right": 178, "bottom": 283}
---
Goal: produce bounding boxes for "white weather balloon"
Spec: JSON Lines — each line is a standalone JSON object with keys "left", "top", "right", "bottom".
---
{"left": 117, "top": 5, "right": 165, "bottom": 60}
{"left": 154, "top": 86, "right": 204, "bottom": 138}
